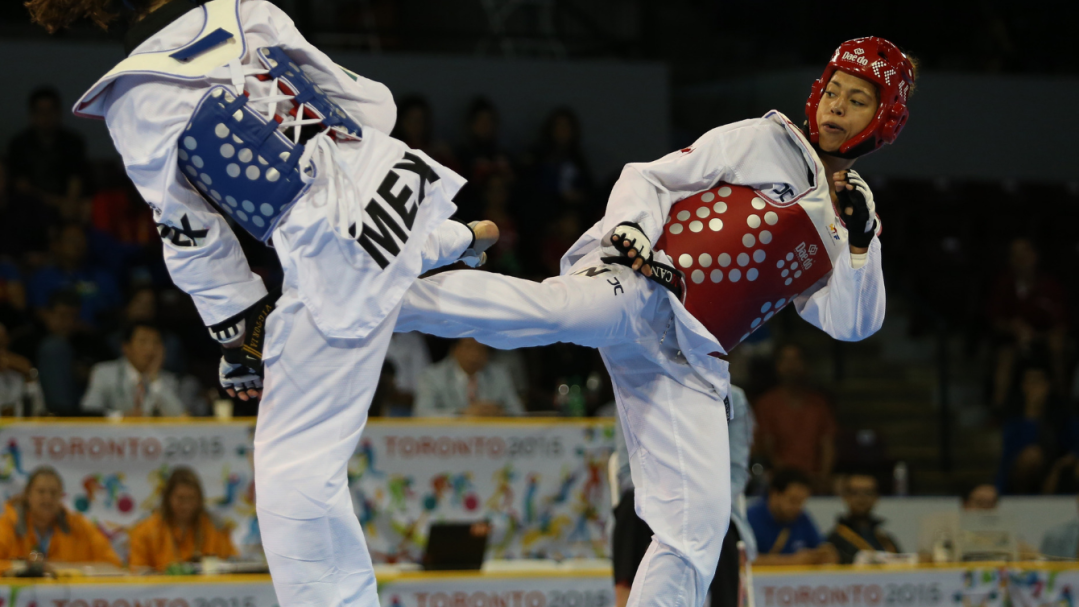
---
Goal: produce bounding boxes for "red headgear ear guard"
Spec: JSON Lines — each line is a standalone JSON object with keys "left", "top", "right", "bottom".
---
{"left": 805, "top": 37, "right": 915, "bottom": 157}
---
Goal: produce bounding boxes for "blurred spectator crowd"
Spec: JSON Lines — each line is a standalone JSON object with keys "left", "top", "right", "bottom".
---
{"left": 3, "top": 82, "right": 1079, "bottom": 507}
{"left": 0, "top": 85, "right": 616, "bottom": 421}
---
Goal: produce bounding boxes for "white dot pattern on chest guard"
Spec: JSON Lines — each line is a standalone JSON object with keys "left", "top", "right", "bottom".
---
{"left": 654, "top": 182, "right": 833, "bottom": 350}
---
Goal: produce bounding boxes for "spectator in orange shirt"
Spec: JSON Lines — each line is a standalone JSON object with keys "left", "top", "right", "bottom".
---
{"left": 754, "top": 344, "right": 837, "bottom": 492}
{"left": 128, "top": 467, "right": 236, "bottom": 571}
{"left": 0, "top": 466, "right": 121, "bottom": 569}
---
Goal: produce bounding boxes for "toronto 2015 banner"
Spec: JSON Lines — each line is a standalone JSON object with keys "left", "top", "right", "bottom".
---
{"left": 0, "top": 419, "right": 616, "bottom": 563}
{"left": 350, "top": 420, "right": 616, "bottom": 562}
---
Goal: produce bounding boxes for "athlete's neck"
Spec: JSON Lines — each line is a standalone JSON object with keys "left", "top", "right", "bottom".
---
{"left": 820, "top": 153, "right": 856, "bottom": 205}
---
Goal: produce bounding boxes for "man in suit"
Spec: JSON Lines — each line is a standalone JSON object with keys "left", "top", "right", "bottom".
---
{"left": 81, "top": 321, "right": 185, "bottom": 417}
{"left": 414, "top": 338, "right": 523, "bottom": 417}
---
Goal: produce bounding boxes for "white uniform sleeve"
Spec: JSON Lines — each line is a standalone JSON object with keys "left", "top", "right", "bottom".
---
{"left": 602, "top": 119, "right": 807, "bottom": 246}
{"left": 603, "top": 131, "right": 736, "bottom": 246}
{"left": 128, "top": 154, "right": 269, "bottom": 326}
{"left": 106, "top": 79, "right": 268, "bottom": 327}
{"left": 793, "top": 237, "right": 886, "bottom": 341}
{"left": 256, "top": 2, "right": 397, "bottom": 135}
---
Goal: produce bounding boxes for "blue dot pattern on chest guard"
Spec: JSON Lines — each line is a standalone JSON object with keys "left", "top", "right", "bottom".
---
{"left": 176, "top": 46, "right": 362, "bottom": 243}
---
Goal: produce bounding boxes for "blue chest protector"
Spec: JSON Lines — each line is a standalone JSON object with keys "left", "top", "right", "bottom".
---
{"left": 176, "top": 46, "right": 363, "bottom": 242}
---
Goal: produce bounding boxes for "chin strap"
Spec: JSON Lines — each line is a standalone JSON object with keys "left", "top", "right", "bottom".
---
{"left": 802, "top": 122, "right": 878, "bottom": 160}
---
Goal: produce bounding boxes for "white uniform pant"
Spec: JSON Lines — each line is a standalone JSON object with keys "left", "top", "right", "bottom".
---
{"left": 398, "top": 264, "right": 731, "bottom": 607}
{"left": 256, "top": 221, "right": 472, "bottom": 607}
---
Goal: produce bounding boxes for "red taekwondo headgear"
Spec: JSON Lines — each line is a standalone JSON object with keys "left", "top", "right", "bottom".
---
{"left": 805, "top": 37, "right": 915, "bottom": 158}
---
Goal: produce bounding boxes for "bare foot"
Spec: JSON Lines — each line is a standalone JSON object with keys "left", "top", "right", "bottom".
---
{"left": 461, "top": 220, "right": 500, "bottom": 267}
{"left": 469, "top": 220, "right": 500, "bottom": 253}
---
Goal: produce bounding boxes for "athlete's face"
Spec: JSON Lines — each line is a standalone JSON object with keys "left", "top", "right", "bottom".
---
{"left": 815, "top": 70, "right": 879, "bottom": 153}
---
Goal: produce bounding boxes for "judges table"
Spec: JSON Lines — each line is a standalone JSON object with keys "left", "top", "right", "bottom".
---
{"left": 4, "top": 562, "right": 1079, "bottom": 606}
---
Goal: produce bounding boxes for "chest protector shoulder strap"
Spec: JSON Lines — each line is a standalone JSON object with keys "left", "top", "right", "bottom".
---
{"left": 74, "top": 0, "right": 245, "bottom": 119}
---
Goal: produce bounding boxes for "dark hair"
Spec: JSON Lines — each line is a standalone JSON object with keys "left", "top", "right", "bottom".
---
{"left": 160, "top": 467, "right": 206, "bottom": 526}
{"left": 906, "top": 54, "right": 921, "bottom": 99}
{"left": 390, "top": 95, "right": 432, "bottom": 144}
{"left": 122, "top": 321, "right": 161, "bottom": 344}
{"left": 48, "top": 289, "right": 81, "bottom": 310}
{"left": 28, "top": 86, "right": 61, "bottom": 110}
{"left": 26, "top": 0, "right": 119, "bottom": 33}
{"left": 467, "top": 97, "right": 498, "bottom": 123}
{"left": 542, "top": 107, "right": 581, "bottom": 147}
{"left": 769, "top": 468, "right": 812, "bottom": 494}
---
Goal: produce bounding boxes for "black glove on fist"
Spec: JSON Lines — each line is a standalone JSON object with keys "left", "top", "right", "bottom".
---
{"left": 836, "top": 170, "right": 876, "bottom": 249}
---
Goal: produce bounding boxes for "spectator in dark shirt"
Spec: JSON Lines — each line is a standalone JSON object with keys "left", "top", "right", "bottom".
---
{"left": 5, "top": 87, "right": 87, "bottom": 254}
{"left": 454, "top": 97, "right": 515, "bottom": 221}
{"left": 456, "top": 97, "right": 514, "bottom": 187}
{"left": 749, "top": 468, "right": 838, "bottom": 566}
{"left": 27, "top": 223, "right": 121, "bottom": 328}
{"left": 390, "top": 95, "right": 457, "bottom": 172}
{"left": 996, "top": 363, "right": 1077, "bottom": 494}
{"left": 523, "top": 107, "right": 594, "bottom": 216}
{"left": 826, "top": 473, "right": 900, "bottom": 563}
{"left": 988, "top": 238, "right": 1069, "bottom": 409}
{"left": 0, "top": 258, "right": 29, "bottom": 333}
{"left": 754, "top": 344, "right": 837, "bottom": 491}
{"left": 14, "top": 290, "right": 107, "bottom": 415}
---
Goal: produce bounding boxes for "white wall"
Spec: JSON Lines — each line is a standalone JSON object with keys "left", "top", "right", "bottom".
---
{"left": 793, "top": 495, "right": 1078, "bottom": 552}
{"left": 1, "top": 41, "right": 670, "bottom": 179}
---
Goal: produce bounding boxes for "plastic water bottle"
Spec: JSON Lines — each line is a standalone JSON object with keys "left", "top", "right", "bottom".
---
{"left": 893, "top": 461, "right": 909, "bottom": 496}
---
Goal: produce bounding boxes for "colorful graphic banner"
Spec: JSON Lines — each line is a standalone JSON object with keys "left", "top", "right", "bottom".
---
{"left": 350, "top": 421, "right": 616, "bottom": 562}
{"left": 0, "top": 422, "right": 260, "bottom": 563}
{"left": 752, "top": 566, "right": 1079, "bottom": 607}
{"left": 379, "top": 573, "right": 614, "bottom": 607}
{"left": 0, "top": 580, "right": 278, "bottom": 606}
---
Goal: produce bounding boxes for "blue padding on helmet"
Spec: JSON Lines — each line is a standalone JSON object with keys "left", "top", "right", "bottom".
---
{"left": 177, "top": 85, "right": 311, "bottom": 243}
{"left": 256, "top": 46, "right": 363, "bottom": 139}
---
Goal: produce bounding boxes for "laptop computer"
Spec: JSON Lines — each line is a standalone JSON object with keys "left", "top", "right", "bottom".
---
{"left": 422, "top": 521, "right": 490, "bottom": 571}
{"left": 956, "top": 512, "right": 1018, "bottom": 562}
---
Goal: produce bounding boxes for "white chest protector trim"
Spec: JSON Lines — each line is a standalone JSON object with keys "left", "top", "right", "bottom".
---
{"left": 73, "top": 0, "right": 245, "bottom": 120}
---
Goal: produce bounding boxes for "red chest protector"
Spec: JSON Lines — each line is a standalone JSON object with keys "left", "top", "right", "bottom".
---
{"left": 654, "top": 183, "right": 832, "bottom": 351}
